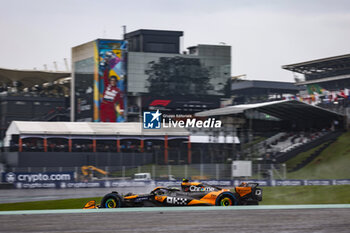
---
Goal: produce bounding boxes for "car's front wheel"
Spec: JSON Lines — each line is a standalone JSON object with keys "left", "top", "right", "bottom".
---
{"left": 100, "top": 193, "right": 123, "bottom": 208}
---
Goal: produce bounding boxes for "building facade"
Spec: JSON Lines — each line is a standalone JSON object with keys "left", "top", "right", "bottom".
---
{"left": 71, "top": 29, "right": 232, "bottom": 122}
{"left": 71, "top": 39, "right": 127, "bottom": 122}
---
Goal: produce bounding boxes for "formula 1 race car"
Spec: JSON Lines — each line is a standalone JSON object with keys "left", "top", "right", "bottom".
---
{"left": 83, "top": 180, "right": 262, "bottom": 209}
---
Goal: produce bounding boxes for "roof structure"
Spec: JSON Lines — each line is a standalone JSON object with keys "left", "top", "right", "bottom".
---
{"left": 231, "top": 80, "right": 300, "bottom": 91}
{"left": 124, "top": 29, "right": 183, "bottom": 38}
{"left": 195, "top": 100, "right": 344, "bottom": 122}
{"left": 282, "top": 54, "right": 350, "bottom": 85}
{"left": 282, "top": 54, "right": 350, "bottom": 75}
{"left": 6, "top": 121, "right": 189, "bottom": 136}
{"left": 293, "top": 74, "right": 350, "bottom": 86}
{"left": 0, "top": 67, "right": 71, "bottom": 87}
{"left": 4, "top": 121, "right": 189, "bottom": 146}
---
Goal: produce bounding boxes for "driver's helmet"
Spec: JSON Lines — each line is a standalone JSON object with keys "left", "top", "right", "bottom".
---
{"left": 156, "top": 190, "right": 164, "bottom": 195}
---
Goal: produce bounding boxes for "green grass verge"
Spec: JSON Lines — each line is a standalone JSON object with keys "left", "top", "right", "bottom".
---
{"left": 261, "top": 185, "right": 350, "bottom": 205}
{"left": 0, "top": 197, "right": 101, "bottom": 211}
{"left": 285, "top": 143, "right": 326, "bottom": 171}
{"left": 287, "top": 132, "right": 350, "bottom": 179}
{"left": 1, "top": 185, "right": 349, "bottom": 211}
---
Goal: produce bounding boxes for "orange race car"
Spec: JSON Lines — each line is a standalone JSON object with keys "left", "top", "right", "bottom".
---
{"left": 84, "top": 179, "right": 262, "bottom": 209}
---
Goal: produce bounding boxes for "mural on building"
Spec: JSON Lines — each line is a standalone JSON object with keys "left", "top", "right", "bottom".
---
{"left": 94, "top": 40, "right": 127, "bottom": 122}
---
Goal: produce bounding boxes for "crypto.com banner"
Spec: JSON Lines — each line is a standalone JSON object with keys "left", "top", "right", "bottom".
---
{"left": 2, "top": 172, "right": 74, "bottom": 183}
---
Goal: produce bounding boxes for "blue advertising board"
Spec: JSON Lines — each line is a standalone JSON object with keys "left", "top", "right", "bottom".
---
{"left": 1, "top": 172, "right": 350, "bottom": 189}
{"left": 1, "top": 172, "right": 75, "bottom": 188}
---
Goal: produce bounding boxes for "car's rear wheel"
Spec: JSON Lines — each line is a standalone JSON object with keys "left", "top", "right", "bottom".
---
{"left": 101, "top": 193, "right": 123, "bottom": 208}
{"left": 220, "top": 196, "right": 233, "bottom": 206}
{"left": 217, "top": 194, "right": 236, "bottom": 206}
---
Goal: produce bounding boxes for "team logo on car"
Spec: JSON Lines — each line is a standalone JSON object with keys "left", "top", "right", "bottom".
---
{"left": 189, "top": 186, "right": 215, "bottom": 192}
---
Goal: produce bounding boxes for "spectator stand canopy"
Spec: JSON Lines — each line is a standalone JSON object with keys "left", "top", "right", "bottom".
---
{"left": 230, "top": 80, "right": 302, "bottom": 105}
{"left": 0, "top": 67, "right": 71, "bottom": 88}
{"left": 231, "top": 80, "right": 300, "bottom": 94}
{"left": 282, "top": 54, "right": 350, "bottom": 87}
{"left": 5, "top": 121, "right": 191, "bottom": 164}
{"left": 195, "top": 100, "right": 345, "bottom": 130}
{"left": 4, "top": 121, "right": 189, "bottom": 146}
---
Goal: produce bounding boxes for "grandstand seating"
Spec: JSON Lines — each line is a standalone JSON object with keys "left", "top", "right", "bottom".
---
{"left": 265, "top": 131, "right": 328, "bottom": 154}
{"left": 274, "top": 131, "right": 342, "bottom": 163}
{"left": 249, "top": 130, "right": 335, "bottom": 163}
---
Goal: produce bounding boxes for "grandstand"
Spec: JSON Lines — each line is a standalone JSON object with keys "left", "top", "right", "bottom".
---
{"left": 230, "top": 80, "right": 302, "bottom": 105}
{"left": 0, "top": 67, "right": 71, "bottom": 142}
{"left": 196, "top": 100, "right": 345, "bottom": 162}
{"left": 196, "top": 100, "right": 344, "bottom": 130}
{"left": 282, "top": 54, "right": 350, "bottom": 86}
{"left": 2, "top": 121, "right": 192, "bottom": 168}
{"left": 1, "top": 120, "right": 245, "bottom": 173}
{"left": 0, "top": 67, "right": 70, "bottom": 89}
{"left": 283, "top": 54, "right": 350, "bottom": 119}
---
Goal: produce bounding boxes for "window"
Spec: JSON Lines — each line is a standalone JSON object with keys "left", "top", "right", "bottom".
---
{"left": 145, "top": 43, "right": 176, "bottom": 53}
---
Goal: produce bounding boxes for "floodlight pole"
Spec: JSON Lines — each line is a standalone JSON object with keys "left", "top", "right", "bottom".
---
{"left": 64, "top": 58, "right": 69, "bottom": 71}
{"left": 53, "top": 61, "right": 58, "bottom": 71}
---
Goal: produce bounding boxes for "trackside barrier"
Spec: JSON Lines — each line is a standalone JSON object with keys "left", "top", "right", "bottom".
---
{"left": 1, "top": 173, "right": 350, "bottom": 189}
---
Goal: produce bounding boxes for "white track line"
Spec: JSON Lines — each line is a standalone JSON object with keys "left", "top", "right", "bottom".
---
{"left": 1, "top": 204, "right": 350, "bottom": 215}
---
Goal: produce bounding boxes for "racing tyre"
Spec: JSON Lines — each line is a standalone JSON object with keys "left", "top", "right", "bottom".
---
{"left": 217, "top": 194, "right": 236, "bottom": 206}
{"left": 101, "top": 192, "right": 123, "bottom": 208}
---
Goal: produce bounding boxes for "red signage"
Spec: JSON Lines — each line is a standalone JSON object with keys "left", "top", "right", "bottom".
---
{"left": 149, "top": 100, "right": 171, "bottom": 106}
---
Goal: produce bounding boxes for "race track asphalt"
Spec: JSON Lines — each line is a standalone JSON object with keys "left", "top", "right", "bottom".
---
{"left": 1, "top": 206, "right": 350, "bottom": 233}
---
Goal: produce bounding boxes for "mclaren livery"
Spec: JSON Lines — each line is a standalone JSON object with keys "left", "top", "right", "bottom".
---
{"left": 84, "top": 180, "right": 262, "bottom": 209}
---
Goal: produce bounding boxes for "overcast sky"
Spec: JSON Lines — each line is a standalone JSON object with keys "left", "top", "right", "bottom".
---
{"left": 1, "top": 0, "right": 350, "bottom": 82}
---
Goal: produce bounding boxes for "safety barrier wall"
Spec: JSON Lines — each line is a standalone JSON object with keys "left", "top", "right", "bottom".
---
{"left": 1, "top": 172, "right": 350, "bottom": 189}
{"left": 5, "top": 163, "right": 287, "bottom": 180}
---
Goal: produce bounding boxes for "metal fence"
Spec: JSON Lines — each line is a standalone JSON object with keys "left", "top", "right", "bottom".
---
{"left": 8, "top": 163, "right": 287, "bottom": 181}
